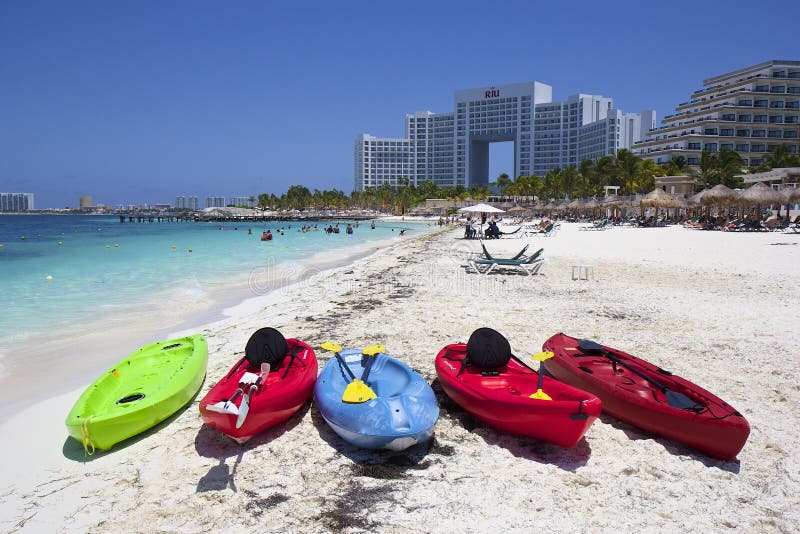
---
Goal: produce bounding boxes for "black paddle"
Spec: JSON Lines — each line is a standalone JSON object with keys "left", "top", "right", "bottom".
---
{"left": 577, "top": 339, "right": 704, "bottom": 411}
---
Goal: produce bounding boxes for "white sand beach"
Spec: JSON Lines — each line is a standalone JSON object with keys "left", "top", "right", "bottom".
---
{"left": 1, "top": 222, "right": 799, "bottom": 532}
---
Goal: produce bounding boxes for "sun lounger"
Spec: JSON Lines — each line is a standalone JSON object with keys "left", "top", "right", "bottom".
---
{"left": 468, "top": 246, "right": 546, "bottom": 276}
{"left": 579, "top": 219, "right": 611, "bottom": 231}
{"left": 479, "top": 241, "right": 533, "bottom": 261}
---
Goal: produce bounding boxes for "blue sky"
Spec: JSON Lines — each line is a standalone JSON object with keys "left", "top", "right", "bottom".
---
{"left": 1, "top": 0, "right": 798, "bottom": 208}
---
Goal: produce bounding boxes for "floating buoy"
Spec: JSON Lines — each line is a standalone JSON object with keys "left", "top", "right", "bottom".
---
{"left": 20, "top": 236, "right": 25, "bottom": 240}
{"left": 0, "top": 244, "right": 4, "bottom": 248}
{"left": 105, "top": 245, "right": 110, "bottom": 249}
{"left": 58, "top": 241, "right": 63, "bottom": 246}
{"left": 45, "top": 275, "right": 53, "bottom": 281}
{"left": 188, "top": 248, "right": 193, "bottom": 253}
{"left": 60, "top": 232, "right": 64, "bottom": 236}
{"left": 171, "top": 245, "right": 177, "bottom": 250}
{"left": 114, "top": 244, "right": 119, "bottom": 248}
{"left": 37, "top": 234, "right": 42, "bottom": 238}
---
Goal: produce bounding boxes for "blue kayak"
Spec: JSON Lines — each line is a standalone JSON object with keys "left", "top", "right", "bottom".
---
{"left": 314, "top": 348, "right": 439, "bottom": 451}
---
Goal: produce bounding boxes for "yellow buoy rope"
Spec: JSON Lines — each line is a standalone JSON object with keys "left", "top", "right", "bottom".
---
{"left": 80, "top": 416, "right": 96, "bottom": 456}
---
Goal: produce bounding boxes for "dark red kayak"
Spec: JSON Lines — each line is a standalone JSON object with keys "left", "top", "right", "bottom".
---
{"left": 200, "top": 338, "right": 317, "bottom": 443}
{"left": 542, "top": 333, "right": 749, "bottom": 460}
{"left": 435, "top": 343, "right": 601, "bottom": 447}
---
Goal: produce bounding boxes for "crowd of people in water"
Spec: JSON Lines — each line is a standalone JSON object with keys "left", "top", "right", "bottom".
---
{"left": 213, "top": 220, "right": 415, "bottom": 242}
{"left": 244, "top": 219, "right": 408, "bottom": 242}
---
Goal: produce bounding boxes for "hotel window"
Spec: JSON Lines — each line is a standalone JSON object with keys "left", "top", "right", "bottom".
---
{"left": 736, "top": 144, "right": 749, "bottom": 152}
{"left": 738, "top": 114, "right": 752, "bottom": 122}
{"left": 738, "top": 99, "right": 752, "bottom": 106}
{"left": 751, "top": 144, "right": 765, "bottom": 152}
{"left": 754, "top": 100, "right": 768, "bottom": 108}
{"left": 721, "top": 143, "right": 734, "bottom": 150}
{"left": 704, "top": 143, "right": 718, "bottom": 151}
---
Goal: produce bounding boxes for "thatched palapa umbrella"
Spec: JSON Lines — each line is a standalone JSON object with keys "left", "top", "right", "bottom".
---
{"left": 739, "top": 182, "right": 782, "bottom": 220}
{"left": 641, "top": 188, "right": 680, "bottom": 219}
{"left": 602, "top": 194, "right": 624, "bottom": 218}
{"left": 567, "top": 198, "right": 585, "bottom": 216}
{"left": 780, "top": 187, "right": 800, "bottom": 219}
{"left": 701, "top": 184, "right": 739, "bottom": 224}
{"left": 584, "top": 198, "right": 600, "bottom": 218}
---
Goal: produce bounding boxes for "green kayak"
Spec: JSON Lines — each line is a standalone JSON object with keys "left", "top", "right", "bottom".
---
{"left": 65, "top": 334, "right": 207, "bottom": 452}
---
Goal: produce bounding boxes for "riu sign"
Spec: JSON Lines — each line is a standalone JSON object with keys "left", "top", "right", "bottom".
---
{"left": 485, "top": 87, "right": 500, "bottom": 98}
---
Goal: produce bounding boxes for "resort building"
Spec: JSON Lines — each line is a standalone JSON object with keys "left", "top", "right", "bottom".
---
{"left": 229, "top": 196, "right": 251, "bottom": 207}
{"left": 654, "top": 175, "right": 697, "bottom": 196}
{"left": 176, "top": 196, "right": 199, "bottom": 210}
{"left": 740, "top": 167, "right": 800, "bottom": 188}
{"left": 205, "top": 196, "right": 225, "bottom": 208}
{"left": 634, "top": 60, "right": 800, "bottom": 167}
{"left": 79, "top": 196, "right": 92, "bottom": 209}
{"left": 0, "top": 192, "right": 34, "bottom": 211}
{"left": 355, "top": 82, "right": 654, "bottom": 191}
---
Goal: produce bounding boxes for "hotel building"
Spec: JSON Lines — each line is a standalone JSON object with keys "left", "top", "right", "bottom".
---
{"left": 355, "top": 82, "right": 653, "bottom": 191}
{"left": 634, "top": 60, "right": 800, "bottom": 167}
{"left": 229, "top": 196, "right": 251, "bottom": 207}
{"left": 175, "top": 196, "right": 199, "bottom": 210}
{"left": 205, "top": 196, "right": 225, "bottom": 208}
{"left": 0, "top": 192, "right": 34, "bottom": 211}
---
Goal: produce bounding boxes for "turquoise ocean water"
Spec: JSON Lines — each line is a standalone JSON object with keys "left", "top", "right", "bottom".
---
{"left": 0, "top": 215, "right": 426, "bottom": 369}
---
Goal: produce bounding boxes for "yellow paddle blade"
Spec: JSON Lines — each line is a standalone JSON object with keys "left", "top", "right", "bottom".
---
{"left": 321, "top": 342, "right": 342, "bottom": 353}
{"left": 342, "top": 380, "right": 377, "bottom": 403}
{"left": 531, "top": 351, "right": 554, "bottom": 362}
{"left": 362, "top": 344, "right": 385, "bottom": 357}
{"left": 529, "top": 389, "right": 552, "bottom": 401}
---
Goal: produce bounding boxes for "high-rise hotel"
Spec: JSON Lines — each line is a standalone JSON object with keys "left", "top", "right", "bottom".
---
{"left": 0, "top": 193, "right": 34, "bottom": 211}
{"left": 634, "top": 60, "right": 800, "bottom": 167}
{"left": 355, "top": 81, "right": 654, "bottom": 191}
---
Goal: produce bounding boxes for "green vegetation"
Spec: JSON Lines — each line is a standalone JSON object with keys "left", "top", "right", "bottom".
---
{"left": 251, "top": 147, "right": 798, "bottom": 211}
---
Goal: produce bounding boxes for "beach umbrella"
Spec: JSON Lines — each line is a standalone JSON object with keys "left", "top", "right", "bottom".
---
{"left": 739, "top": 182, "right": 781, "bottom": 205}
{"left": 641, "top": 188, "right": 680, "bottom": 219}
{"left": 739, "top": 182, "right": 782, "bottom": 220}
{"left": 780, "top": 187, "right": 800, "bottom": 218}
{"left": 602, "top": 194, "right": 624, "bottom": 218}
{"left": 508, "top": 206, "right": 528, "bottom": 213}
{"left": 584, "top": 198, "right": 600, "bottom": 218}
{"left": 457, "top": 203, "right": 505, "bottom": 214}
{"left": 687, "top": 190, "right": 707, "bottom": 206}
{"left": 701, "top": 184, "right": 738, "bottom": 224}
{"left": 567, "top": 198, "right": 585, "bottom": 212}
{"left": 458, "top": 203, "right": 505, "bottom": 235}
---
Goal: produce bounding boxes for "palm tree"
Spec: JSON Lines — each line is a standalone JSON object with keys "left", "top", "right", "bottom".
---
{"left": 593, "top": 156, "right": 617, "bottom": 195}
{"left": 615, "top": 149, "right": 641, "bottom": 196}
{"left": 717, "top": 149, "right": 745, "bottom": 188}
{"left": 559, "top": 166, "right": 579, "bottom": 199}
{"left": 495, "top": 173, "right": 512, "bottom": 196}
{"left": 766, "top": 144, "right": 800, "bottom": 169}
{"left": 689, "top": 151, "right": 720, "bottom": 190}
{"left": 578, "top": 160, "right": 594, "bottom": 197}
{"left": 543, "top": 168, "right": 562, "bottom": 199}
{"left": 635, "top": 159, "right": 664, "bottom": 193}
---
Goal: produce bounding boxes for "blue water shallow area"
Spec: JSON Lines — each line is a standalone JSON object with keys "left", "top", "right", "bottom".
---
{"left": 0, "top": 215, "right": 425, "bottom": 346}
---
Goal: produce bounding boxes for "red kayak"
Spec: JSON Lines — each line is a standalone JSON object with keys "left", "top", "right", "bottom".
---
{"left": 435, "top": 343, "right": 601, "bottom": 447}
{"left": 200, "top": 338, "right": 317, "bottom": 443}
{"left": 542, "top": 333, "right": 749, "bottom": 460}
